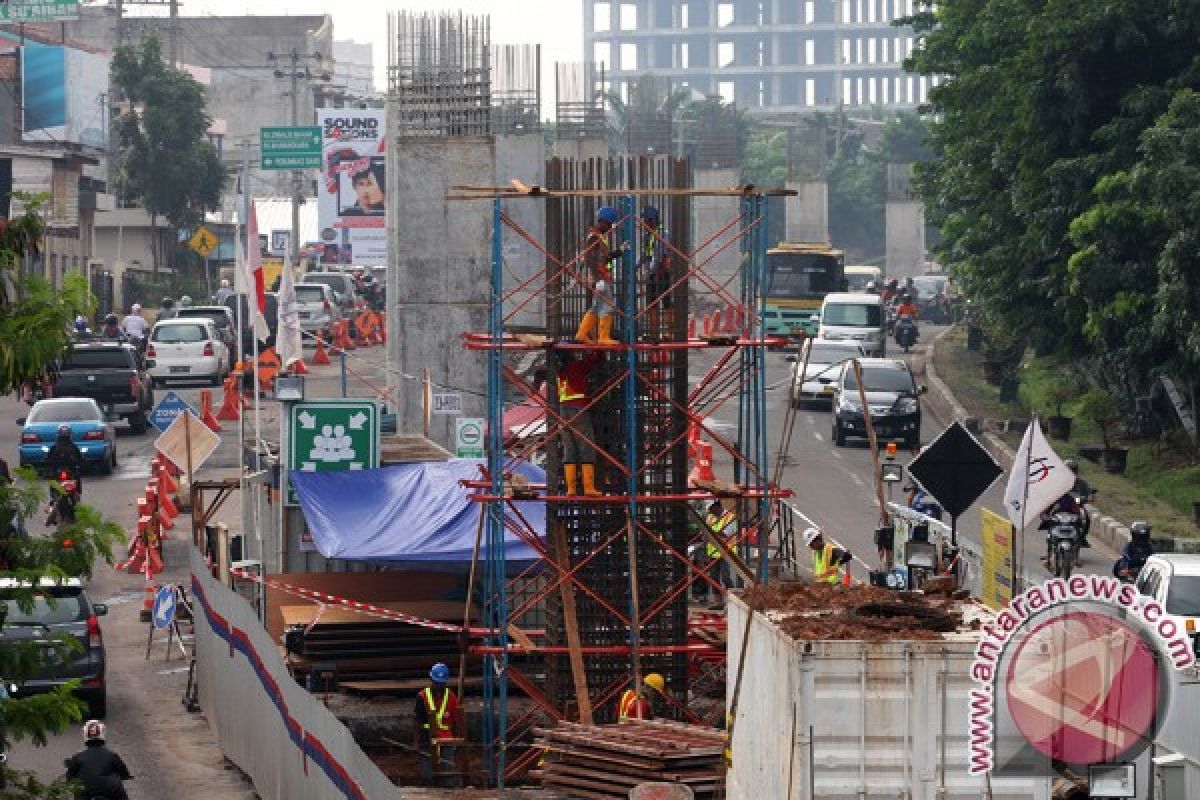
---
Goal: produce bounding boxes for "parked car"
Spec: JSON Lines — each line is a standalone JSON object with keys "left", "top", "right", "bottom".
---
{"left": 293, "top": 282, "right": 343, "bottom": 343}
{"left": 1136, "top": 554, "right": 1200, "bottom": 657}
{"left": 831, "top": 357, "right": 924, "bottom": 448}
{"left": 174, "top": 305, "right": 237, "bottom": 352}
{"left": 221, "top": 292, "right": 278, "bottom": 356}
{"left": 300, "top": 271, "right": 360, "bottom": 315}
{"left": 51, "top": 342, "right": 153, "bottom": 433}
{"left": 0, "top": 577, "right": 107, "bottom": 718}
{"left": 17, "top": 398, "right": 118, "bottom": 474}
{"left": 146, "top": 319, "right": 229, "bottom": 387}
{"left": 788, "top": 340, "right": 867, "bottom": 408}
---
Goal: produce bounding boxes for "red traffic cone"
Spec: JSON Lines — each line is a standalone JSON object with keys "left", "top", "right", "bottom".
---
{"left": 289, "top": 357, "right": 308, "bottom": 375}
{"left": 199, "top": 389, "right": 222, "bottom": 432}
{"left": 158, "top": 462, "right": 179, "bottom": 494}
{"left": 311, "top": 337, "right": 332, "bottom": 366}
{"left": 217, "top": 374, "right": 241, "bottom": 421}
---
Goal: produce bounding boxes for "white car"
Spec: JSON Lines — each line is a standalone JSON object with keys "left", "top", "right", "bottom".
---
{"left": 146, "top": 318, "right": 229, "bottom": 386}
{"left": 293, "top": 282, "right": 343, "bottom": 343}
{"left": 1136, "top": 554, "right": 1200, "bottom": 654}
{"left": 789, "top": 339, "right": 867, "bottom": 408}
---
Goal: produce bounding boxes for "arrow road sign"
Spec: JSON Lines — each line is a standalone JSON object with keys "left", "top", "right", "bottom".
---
{"left": 287, "top": 400, "right": 379, "bottom": 504}
{"left": 149, "top": 391, "right": 197, "bottom": 433}
{"left": 152, "top": 585, "right": 176, "bottom": 629}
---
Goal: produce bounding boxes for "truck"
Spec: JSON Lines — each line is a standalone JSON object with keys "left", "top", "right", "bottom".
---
{"left": 763, "top": 242, "right": 846, "bottom": 340}
{"left": 52, "top": 342, "right": 154, "bottom": 433}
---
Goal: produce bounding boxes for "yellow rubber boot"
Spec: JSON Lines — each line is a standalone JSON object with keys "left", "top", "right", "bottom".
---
{"left": 581, "top": 463, "right": 602, "bottom": 496}
{"left": 574, "top": 311, "right": 598, "bottom": 342}
{"left": 562, "top": 463, "right": 578, "bottom": 496}
{"left": 596, "top": 313, "right": 619, "bottom": 345}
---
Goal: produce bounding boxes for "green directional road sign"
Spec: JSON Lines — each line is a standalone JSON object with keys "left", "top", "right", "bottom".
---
{"left": 0, "top": 1, "right": 80, "bottom": 22}
{"left": 287, "top": 400, "right": 379, "bottom": 504}
{"left": 261, "top": 126, "right": 322, "bottom": 170}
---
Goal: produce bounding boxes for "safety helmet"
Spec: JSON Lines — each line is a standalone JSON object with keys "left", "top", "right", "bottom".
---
{"left": 596, "top": 206, "right": 619, "bottom": 225}
{"left": 1065, "top": 459, "right": 1078, "bottom": 472}
{"left": 131, "top": 303, "right": 142, "bottom": 313}
{"left": 644, "top": 672, "right": 665, "bottom": 694}
{"left": 57, "top": 425, "right": 73, "bottom": 442}
{"left": 1131, "top": 521, "right": 1151, "bottom": 540}
{"left": 82, "top": 719, "right": 105, "bottom": 743}
{"left": 430, "top": 662, "right": 450, "bottom": 683}
{"left": 180, "top": 295, "right": 193, "bottom": 307}
{"left": 640, "top": 205, "right": 660, "bottom": 224}
{"left": 803, "top": 527, "right": 822, "bottom": 547}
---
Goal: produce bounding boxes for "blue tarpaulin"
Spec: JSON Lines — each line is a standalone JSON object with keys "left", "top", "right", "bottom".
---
{"left": 290, "top": 459, "right": 545, "bottom": 562}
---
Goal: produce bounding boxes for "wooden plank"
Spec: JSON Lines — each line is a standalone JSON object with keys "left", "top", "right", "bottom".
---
{"left": 549, "top": 521, "right": 593, "bottom": 724}
{"left": 279, "top": 602, "right": 469, "bottom": 627}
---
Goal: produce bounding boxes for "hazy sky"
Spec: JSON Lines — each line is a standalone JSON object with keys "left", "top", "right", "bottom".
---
{"left": 140, "top": 0, "right": 584, "bottom": 97}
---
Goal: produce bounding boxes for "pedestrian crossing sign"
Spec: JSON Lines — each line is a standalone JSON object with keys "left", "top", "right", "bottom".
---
{"left": 189, "top": 226, "right": 218, "bottom": 258}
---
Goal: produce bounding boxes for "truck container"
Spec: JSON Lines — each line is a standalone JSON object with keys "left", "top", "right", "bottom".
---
{"left": 726, "top": 596, "right": 1054, "bottom": 800}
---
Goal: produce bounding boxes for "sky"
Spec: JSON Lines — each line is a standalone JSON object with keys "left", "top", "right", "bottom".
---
{"left": 135, "top": 0, "right": 584, "bottom": 104}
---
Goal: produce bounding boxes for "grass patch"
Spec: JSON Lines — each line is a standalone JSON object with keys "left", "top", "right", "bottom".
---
{"left": 933, "top": 327, "right": 1200, "bottom": 539}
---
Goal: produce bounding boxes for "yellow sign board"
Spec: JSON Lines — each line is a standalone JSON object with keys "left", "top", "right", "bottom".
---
{"left": 189, "top": 226, "right": 218, "bottom": 258}
{"left": 980, "top": 508, "right": 1015, "bottom": 609}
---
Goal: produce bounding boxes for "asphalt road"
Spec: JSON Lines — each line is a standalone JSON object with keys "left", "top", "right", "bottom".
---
{"left": 699, "top": 325, "right": 1120, "bottom": 584}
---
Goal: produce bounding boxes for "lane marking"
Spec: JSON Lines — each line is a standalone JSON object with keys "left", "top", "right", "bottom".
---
{"left": 812, "top": 432, "right": 824, "bottom": 442}
{"left": 850, "top": 473, "right": 865, "bottom": 487}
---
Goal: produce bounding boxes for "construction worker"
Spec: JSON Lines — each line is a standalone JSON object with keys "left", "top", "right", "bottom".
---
{"left": 574, "top": 205, "right": 623, "bottom": 345}
{"left": 704, "top": 499, "right": 739, "bottom": 603}
{"left": 413, "top": 662, "right": 463, "bottom": 787}
{"left": 804, "top": 527, "right": 854, "bottom": 585}
{"left": 558, "top": 349, "right": 604, "bottom": 497}
{"left": 617, "top": 672, "right": 666, "bottom": 721}
{"left": 639, "top": 205, "right": 672, "bottom": 333}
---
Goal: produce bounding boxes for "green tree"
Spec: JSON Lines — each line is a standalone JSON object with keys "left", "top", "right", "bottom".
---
{"left": 0, "top": 201, "right": 123, "bottom": 793}
{"left": 111, "top": 34, "right": 226, "bottom": 270}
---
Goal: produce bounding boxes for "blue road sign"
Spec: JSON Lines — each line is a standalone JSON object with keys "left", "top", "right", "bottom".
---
{"left": 152, "top": 585, "right": 177, "bottom": 629}
{"left": 149, "top": 391, "right": 197, "bottom": 433}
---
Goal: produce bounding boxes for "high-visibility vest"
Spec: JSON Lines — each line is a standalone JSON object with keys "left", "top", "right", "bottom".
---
{"left": 813, "top": 543, "right": 848, "bottom": 584}
{"left": 421, "top": 687, "right": 456, "bottom": 739}
{"left": 618, "top": 689, "right": 650, "bottom": 721}
{"left": 705, "top": 511, "right": 736, "bottom": 559}
{"left": 557, "top": 376, "right": 585, "bottom": 404}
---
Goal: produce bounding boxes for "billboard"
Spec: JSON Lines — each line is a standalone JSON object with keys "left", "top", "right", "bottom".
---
{"left": 22, "top": 43, "right": 108, "bottom": 149}
{"left": 316, "top": 109, "right": 386, "bottom": 267}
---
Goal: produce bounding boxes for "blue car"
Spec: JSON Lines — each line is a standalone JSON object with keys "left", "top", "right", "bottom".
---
{"left": 17, "top": 398, "right": 117, "bottom": 475}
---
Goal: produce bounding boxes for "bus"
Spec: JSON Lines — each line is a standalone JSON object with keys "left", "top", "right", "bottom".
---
{"left": 762, "top": 242, "right": 846, "bottom": 339}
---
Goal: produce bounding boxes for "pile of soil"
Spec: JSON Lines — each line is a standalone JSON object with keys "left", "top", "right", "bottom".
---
{"left": 740, "top": 581, "right": 964, "bottom": 642}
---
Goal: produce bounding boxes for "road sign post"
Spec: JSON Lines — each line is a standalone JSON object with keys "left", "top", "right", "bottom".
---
{"left": 261, "top": 126, "right": 322, "bottom": 170}
{"left": 287, "top": 400, "right": 379, "bottom": 504}
{"left": 154, "top": 410, "right": 221, "bottom": 482}
{"left": 455, "top": 417, "right": 485, "bottom": 458}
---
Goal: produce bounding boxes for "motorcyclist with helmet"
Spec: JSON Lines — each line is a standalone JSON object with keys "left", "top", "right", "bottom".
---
{"left": 158, "top": 297, "right": 177, "bottom": 321}
{"left": 100, "top": 314, "right": 122, "bottom": 340}
{"left": 46, "top": 425, "right": 84, "bottom": 488}
{"left": 64, "top": 720, "right": 132, "bottom": 800}
{"left": 1114, "top": 521, "right": 1154, "bottom": 582}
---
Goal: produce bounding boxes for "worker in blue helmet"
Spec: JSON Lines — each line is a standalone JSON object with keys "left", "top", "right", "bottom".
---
{"left": 574, "top": 205, "right": 624, "bottom": 345}
{"left": 639, "top": 205, "right": 673, "bottom": 335}
{"left": 414, "top": 662, "right": 463, "bottom": 786}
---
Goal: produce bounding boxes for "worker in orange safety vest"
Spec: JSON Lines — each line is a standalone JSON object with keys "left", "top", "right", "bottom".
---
{"left": 617, "top": 672, "right": 666, "bottom": 721}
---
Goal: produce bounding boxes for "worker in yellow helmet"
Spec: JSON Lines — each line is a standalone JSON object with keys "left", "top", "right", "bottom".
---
{"left": 617, "top": 672, "right": 666, "bottom": 721}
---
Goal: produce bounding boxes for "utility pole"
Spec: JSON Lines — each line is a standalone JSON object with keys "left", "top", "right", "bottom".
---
{"left": 169, "top": 0, "right": 179, "bottom": 68}
{"left": 268, "top": 48, "right": 321, "bottom": 270}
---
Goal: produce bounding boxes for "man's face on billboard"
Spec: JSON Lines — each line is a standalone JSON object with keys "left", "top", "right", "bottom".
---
{"left": 353, "top": 170, "right": 384, "bottom": 207}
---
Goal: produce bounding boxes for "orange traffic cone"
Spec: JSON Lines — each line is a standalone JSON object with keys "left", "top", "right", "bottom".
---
{"left": 216, "top": 375, "right": 241, "bottom": 421}
{"left": 199, "top": 390, "right": 221, "bottom": 432}
{"left": 159, "top": 451, "right": 181, "bottom": 477}
{"left": 311, "top": 337, "right": 332, "bottom": 366}
{"left": 288, "top": 357, "right": 308, "bottom": 375}
{"left": 333, "top": 321, "right": 356, "bottom": 352}
{"left": 158, "top": 462, "right": 179, "bottom": 494}
{"left": 158, "top": 473, "right": 180, "bottom": 518}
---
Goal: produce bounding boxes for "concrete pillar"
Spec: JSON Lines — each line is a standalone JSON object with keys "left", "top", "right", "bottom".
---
{"left": 386, "top": 138, "right": 496, "bottom": 449}
{"left": 552, "top": 137, "right": 609, "bottom": 161}
{"left": 692, "top": 167, "right": 741, "bottom": 297}
{"left": 495, "top": 133, "right": 547, "bottom": 328}
{"left": 784, "top": 180, "right": 829, "bottom": 244}
{"left": 885, "top": 200, "right": 925, "bottom": 278}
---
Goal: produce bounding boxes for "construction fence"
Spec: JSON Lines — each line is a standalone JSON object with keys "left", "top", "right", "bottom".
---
{"left": 189, "top": 548, "right": 404, "bottom": 800}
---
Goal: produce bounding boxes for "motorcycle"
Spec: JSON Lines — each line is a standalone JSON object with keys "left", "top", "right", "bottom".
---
{"left": 46, "top": 469, "right": 80, "bottom": 528}
{"left": 894, "top": 316, "right": 919, "bottom": 353}
{"left": 1046, "top": 511, "right": 1082, "bottom": 578}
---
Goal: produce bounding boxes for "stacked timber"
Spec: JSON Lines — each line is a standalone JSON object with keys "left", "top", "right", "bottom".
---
{"left": 534, "top": 719, "right": 725, "bottom": 799}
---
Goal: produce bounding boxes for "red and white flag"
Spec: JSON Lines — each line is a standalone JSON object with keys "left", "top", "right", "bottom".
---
{"left": 238, "top": 201, "right": 270, "bottom": 342}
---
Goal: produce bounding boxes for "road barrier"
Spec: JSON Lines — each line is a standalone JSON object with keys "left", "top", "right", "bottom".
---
{"left": 190, "top": 548, "right": 403, "bottom": 800}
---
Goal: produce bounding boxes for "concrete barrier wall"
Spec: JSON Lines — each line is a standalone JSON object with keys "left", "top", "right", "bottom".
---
{"left": 190, "top": 548, "right": 405, "bottom": 800}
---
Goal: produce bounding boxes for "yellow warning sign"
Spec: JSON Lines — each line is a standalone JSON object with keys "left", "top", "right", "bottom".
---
{"left": 189, "top": 226, "right": 218, "bottom": 258}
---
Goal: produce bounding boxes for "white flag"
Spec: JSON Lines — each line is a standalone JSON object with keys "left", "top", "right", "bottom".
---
{"left": 237, "top": 200, "right": 269, "bottom": 343}
{"left": 276, "top": 263, "right": 304, "bottom": 370}
{"left": 1004, "top": 421, "right": 1076, "bottom": 528}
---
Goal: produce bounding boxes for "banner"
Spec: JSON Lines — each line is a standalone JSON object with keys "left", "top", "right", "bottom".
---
{"left": 979, "top": 508, "right": 1014, "bottom": 609}
{"left": 316, "top": 109, "right": 386, "bottom": 267}
{"left": 22, "top": 43, "right": 108, "bottom": 148}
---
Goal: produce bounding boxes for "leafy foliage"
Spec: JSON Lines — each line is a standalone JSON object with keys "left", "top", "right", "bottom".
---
{"left": 111, "top": 34, "right": 226, "bottom": 232}
{"left": 906, "top": 0, "right": 1200, "bottom": 394}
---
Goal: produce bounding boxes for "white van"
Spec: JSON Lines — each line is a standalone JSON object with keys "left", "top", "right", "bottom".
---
{"left": 845, "top": 265, "right": 883, "bottom": 292}
{"left": 818, "top": 292, "right": 886, "bottom": 357}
